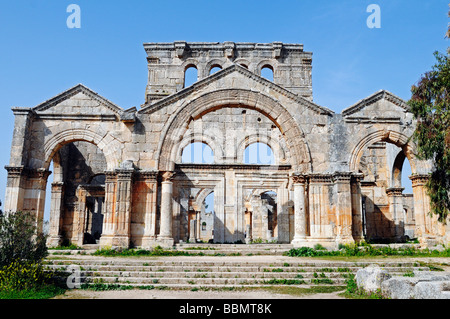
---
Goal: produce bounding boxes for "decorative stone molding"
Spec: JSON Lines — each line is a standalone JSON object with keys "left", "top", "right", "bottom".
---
{"left": 291, "top": 173, "right": 307, "bottom": 184}
{"left": 409, "top": 174, "right": 430, "bottom": 187}
{"left": 161, "top": 171, "right": 175, "bottom": 182}
{"left": 386, "top": 187, "right": 405, "bottom": 196}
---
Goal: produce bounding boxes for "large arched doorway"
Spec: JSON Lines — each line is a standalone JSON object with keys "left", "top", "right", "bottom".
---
{"left": 159, "top": 90, "right": 304, "bottom": 244}
{"left": 351, "top": 130, "right": 424, "bottom": 243}
{"left": 45, "top": 141, "right": 107, "bottom": 247}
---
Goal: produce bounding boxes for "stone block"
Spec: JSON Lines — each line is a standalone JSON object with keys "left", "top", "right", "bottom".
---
{"left": 356, "top": 265, "right": 391, "bottom": 293}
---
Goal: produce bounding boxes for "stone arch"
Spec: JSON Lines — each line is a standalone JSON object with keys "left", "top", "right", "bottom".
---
{"left": 204, "top": 59, "right": 224, "bottom": 77}
{"left": 176, "top": 132, "right": 224, "bottom": 163}
{"left": 349, "top": 129, "right": 418, "bottom": 174}
{"left": 182, "top": 59, "right": 201, "bottom": 84}
{"left": 233, "top": 58, "right": 251, "bottom": 69}
{"left": 236, "top": 133, "right": 288, "bottom": 165}
{"left": 194, "top": 188, "right": 214, "bottom": 211}
{"left": 156, "top": 89, "right": 312, "bottom": 172}
{"left": 43, "top": 128, "right": 122, "bottom": 171}
{"left": 392, "top": 150, "right": 407, "bottom": 188}
{"left": 255, "top": 59, "right": 276, "bottom": 76}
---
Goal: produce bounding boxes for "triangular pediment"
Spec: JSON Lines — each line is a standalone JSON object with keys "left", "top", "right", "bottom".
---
{"left": 138, "top": 64, "right": 333, "bottom": 115}
{"left": 32, "top": 84, "right": 123, "bottom": 118}
{"left": 342, "top": 90, "right": 410, "bottom": 117}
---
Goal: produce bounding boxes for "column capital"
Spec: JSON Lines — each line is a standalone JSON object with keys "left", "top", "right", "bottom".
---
{"left": 386, "top": 187, "right": 405, "bottom": 196}
{"left": 291, "top": 173, "right": 307, "bottom": 184}
{"left": 4, "top": 165, "right": 25, "bottom": 177}
{"left": 161, "top": 171, "right": 175, "bottom": 182}
{"left": 116, "top": 168, "right": 134, "bottom": 180}
{"left": 332, "top": 171, "right": 353, "bottom": 183}
{"left": 409, "top": 174, "right": 430, "bottom": 187}
{"left": 135, "top": 170, "right": 158, "bottom": 181}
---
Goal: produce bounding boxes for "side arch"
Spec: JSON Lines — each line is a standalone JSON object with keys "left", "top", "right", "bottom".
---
{"left": 349, "top": 129, "right": 419, "bottom": 174}
{"left": 43, "top": 128, "right": 122, "bottom": 170}
{"left": 156, "top": 89, "right": 312, "bottom": 172}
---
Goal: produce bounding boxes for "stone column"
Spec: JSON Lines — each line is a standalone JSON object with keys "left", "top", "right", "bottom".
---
{"left": 386, "top": 187, "right": 405, "bottom": 241}
{"left": 410, "top": 174, "right": 433, "bottom": 244}
{"left": 291, "top": 174, "right": 308, "bottom": 246}
{"left": 139, "top": 171, "right": 158, "bottom": 248}
{"left": 47, "top": 182, "right": 64, "bottom": 247}
{"left": 113, "top": 168, "right": 134, "bottom": 247}
{"left": 21, "top": 168, "right": 51, "bottom": 233}
{"left": 334, "top": 172, "right": 353, "bottom": 245}
{"left": 350, "top": 174, "right": 364, "bottom": 242}
{"left": 4, "top": 166, "right": 26, "bottom": 212}
{"left": 4, "top": 108, "right": 34, "bottom": 212}
{"left": 72, "top": 186, "right": 87, "bottom": 246}
{"left": 99, "top": 171, "right": 117, "bottom": 247}
{"left": 158, "top": 171, "right": 175, "bottom": 247}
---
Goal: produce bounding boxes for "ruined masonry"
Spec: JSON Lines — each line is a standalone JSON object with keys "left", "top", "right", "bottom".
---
{"left": 4, "top": 41, "right": 448, "bottom": 249}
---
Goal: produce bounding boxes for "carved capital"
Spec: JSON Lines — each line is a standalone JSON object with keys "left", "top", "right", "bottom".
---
{"left": 332, "top": 172, "right": 352, "bottom": 183}
{"left": 308, "top": 173, "right": 333, "bottom": 184}
{"left": 5, "top": 165, "right": 25, "bottom": 177}
{"left": 161, "top": 171, "right": 175, "bottom": 182}
{"left": 135, "top": 170, "right": 158, "bottom": 182}
{"left": 386, "top": 187, "right": 405, "bottom": 196}
{"left": 409, "top": 174, "right": 430, "bottom": 187}
{"left": 291, "top": 173, "right": 307, "bottom": 184}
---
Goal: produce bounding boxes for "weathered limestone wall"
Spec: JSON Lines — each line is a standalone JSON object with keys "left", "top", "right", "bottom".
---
{"left": 4, "top": 42, "right": 448, "bottom": 249}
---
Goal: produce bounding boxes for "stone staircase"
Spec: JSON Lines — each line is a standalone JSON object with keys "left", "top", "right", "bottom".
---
{"left": 44, "top": 255, "right": 430, "bottom": 289}
{"left": 174, "top": 243, "right": 294, "bottom": 256}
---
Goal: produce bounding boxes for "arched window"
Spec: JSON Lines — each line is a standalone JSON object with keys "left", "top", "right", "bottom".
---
{"left": 209, "top": 65, "right": 222, "bottom": 75}
{"left": 261, "top": 65, "right": 274, "bottom": 82}
{"left": 204, "top": 192, "right": 214, "bottom": 214}
{"left": 400, "top": 156, "right": 413, "bottom": 194}
{"left": 184, "top": 65, "right": 198, "bottom": 88}
{"left": 181, "top": 142, "right": 214, "bottom": 164}
{"left": 244, "top": 143, "right": 274, "bottom": 165}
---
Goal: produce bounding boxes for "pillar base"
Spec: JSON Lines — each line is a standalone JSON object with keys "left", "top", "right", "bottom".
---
{"left": 99, "top": 235, "right": 130, "bottom": 249}
{"left": 156, "top": 236, "right": 174, "bottom": 248}
{"left": 291, "top": 237, "right": 343, "bottom": 250}
{"left": 140, "top": 236, "right": 158, "bottom": 249}
{"left": 46, "top": 235, "right": 63, "bottom": 248}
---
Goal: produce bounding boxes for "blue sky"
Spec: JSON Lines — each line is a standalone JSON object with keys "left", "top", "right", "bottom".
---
{"left": 0, "top": 0, "right": 448, "bottom": 211}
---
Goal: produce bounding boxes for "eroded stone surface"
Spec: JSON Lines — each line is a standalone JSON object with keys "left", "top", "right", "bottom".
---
{"left": 4, "top": 42, "right": 447, "bottom": 249}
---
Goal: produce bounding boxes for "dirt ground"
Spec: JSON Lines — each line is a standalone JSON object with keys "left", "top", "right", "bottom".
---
{"left": 54, "top": 288, "right": 346, "bottom": 299}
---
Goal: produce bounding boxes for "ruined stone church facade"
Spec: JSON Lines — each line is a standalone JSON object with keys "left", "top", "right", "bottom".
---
{"left": 4, "top": 42, "right": 448, "bottom": 248}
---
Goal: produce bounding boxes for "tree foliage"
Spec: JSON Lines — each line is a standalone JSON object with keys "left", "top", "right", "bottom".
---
{"left": 408, "top": 51, "right": 450, "bottom": 223}
{"left": 0, "top": 211, "right": 48, "bottom": 267}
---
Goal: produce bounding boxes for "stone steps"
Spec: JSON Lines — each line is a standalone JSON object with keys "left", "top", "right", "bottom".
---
{"left": 45, "top": 255, "right": 430, "bottom": 289}
{"left": 48, "top": 243, "right": 294, "bottom": 256}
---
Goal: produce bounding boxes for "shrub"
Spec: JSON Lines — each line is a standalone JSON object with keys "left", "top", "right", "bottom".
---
{"left": 0, "top": 259, "right": 52, "bottom": 292}
{"left": 0, "top": 211, "right": 48, "bottom": 267}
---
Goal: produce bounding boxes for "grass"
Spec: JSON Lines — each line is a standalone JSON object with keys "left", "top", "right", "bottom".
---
{"left": 0, "top": 285, "right": 66, "bottom": 299}
{"left": 285, "top": 243, "right": 450, "bottom": 258}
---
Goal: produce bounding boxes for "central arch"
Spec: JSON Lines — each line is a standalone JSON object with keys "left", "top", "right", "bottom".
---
{"left": 156, "top": 89, "right": 312, "bottom": 172}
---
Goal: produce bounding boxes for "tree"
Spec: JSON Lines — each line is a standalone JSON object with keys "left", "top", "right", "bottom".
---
{"left": 407, "top": 51, "right": 450, "bottom": 223}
